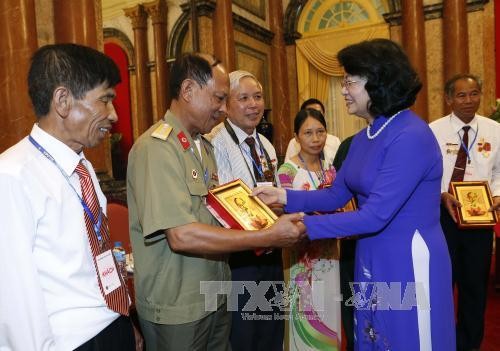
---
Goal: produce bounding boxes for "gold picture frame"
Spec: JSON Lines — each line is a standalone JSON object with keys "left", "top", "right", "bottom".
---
{"left": 340, "top": 198, "right": 357, "bottom": 212}
{"left": 311, "top": 197, "right": 357, "bottom": 215}
{"left": 208, "top": 179, "right": 277, "bottom": 230}
{"left": 450, "top": 181, "right": 498, "bottom": 228}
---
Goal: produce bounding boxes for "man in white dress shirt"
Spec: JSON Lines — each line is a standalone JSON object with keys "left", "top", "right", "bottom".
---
{"left": 0, "top": 44, "right": 135, "bottom": 350}
{"left": 430, "top": 74, "right": 500, "bottom": 351}
{"left": 208, "top": 71, "right": 284, "bottom": 351}
{"left": 284, "top": 98, "right": 341, "bottom": 165}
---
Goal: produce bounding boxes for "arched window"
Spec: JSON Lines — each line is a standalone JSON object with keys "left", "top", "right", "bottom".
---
{"left": 294, "top": 0, "right": 390, "bottom": 140}
{"left": 300, "top": 0, "right": 387, "bottom": 34}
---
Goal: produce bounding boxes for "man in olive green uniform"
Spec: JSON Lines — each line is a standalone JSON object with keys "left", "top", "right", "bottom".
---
{"left": 127, "top": 53, "right": 305, "bottom": 351}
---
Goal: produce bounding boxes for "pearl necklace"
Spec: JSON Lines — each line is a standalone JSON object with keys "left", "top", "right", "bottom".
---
{"left": 366, "top": 109, "right": 407, "bottom": 140}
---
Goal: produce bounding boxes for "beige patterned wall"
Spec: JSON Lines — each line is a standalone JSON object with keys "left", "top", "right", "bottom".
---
{"left": 425, "top": 17, "right": 444, "bottom": 121}
{"left": 233, "top": 30, "right": 273, "bottom": 109}
{"left": 78, "top": 1, "right": 497, "bottom": 129}
{"left": 470, "top": 1, "right": 496, "bottom": 118}
{"left": 389, "top": 2, "right": 495, "bottom": 122}
{"left": 233, "top": 0, "right": 269, "bottom": 29}
{"left": 198, "top": 16, "right": 215, "bottom": 54}
{"left": 286, "top": 45, "right": 299, "bottom": 131}
{"left": 34, "top": 0, "right": 54, "bottom": 46}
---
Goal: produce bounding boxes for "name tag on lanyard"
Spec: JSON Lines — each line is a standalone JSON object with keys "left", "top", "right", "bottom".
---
{"left": 464, "top": 162, "right": 475, "bottom": 178}
{"left": 95, "top": 250, "right": 121, "bottom": 295}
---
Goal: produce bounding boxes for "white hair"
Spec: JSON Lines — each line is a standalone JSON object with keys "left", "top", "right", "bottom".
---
{"left": 229, "top": 70, "right": 262, "bottom": 92}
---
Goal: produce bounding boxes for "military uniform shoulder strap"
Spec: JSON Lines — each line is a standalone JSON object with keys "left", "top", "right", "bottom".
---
{"left": 151, "top": 122, "right": 173, "bottom": 140}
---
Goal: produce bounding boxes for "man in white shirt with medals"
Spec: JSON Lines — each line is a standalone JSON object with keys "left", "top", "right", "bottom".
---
{"left": 430, "top": 74, "right": 500, "bottom": 351}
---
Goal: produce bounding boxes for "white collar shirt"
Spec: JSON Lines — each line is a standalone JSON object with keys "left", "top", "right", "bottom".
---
{"left": 0, "top": 124, "right": 118, "bottom": 351}
{"left": 207, "top": 119, "right": 278, "bottom": 189}
{"left": 429, "top": 113, "right": 500, "bottom": 196}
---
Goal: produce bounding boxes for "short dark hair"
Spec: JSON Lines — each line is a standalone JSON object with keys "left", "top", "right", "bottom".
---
{"left": 28, "top": 43, "right": 120, "bottom": 117}
{"left": 168, "top": 53, "right": 221, "bottom": 100}
{"left": 300, "top": 98, "right": 325, "bottom": 114}
{"left": 337, "top": 38, "right": 422, "bottom": 118}
{"left": 444, "top": 73, "right": 482, "bottom": 97}
{"left": 294, "top": 108, "right": 327, "bottom": 134}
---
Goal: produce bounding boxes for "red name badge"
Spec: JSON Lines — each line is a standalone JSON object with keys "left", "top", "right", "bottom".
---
{"left": 177, "top": 131, "right": 190, "bottom": 150}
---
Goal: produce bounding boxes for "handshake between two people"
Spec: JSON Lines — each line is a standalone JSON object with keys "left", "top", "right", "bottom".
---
{"left": 251, "top": 186, "right": 307, "bottom": 248}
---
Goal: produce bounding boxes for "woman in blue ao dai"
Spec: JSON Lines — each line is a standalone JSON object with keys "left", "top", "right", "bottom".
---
{"left": 253, "top": 39, "right": 455, "bottom": 351}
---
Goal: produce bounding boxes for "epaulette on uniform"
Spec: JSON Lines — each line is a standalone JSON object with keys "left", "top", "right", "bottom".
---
{"left": 151, "top": 122, "right": 173, "bottom": 140}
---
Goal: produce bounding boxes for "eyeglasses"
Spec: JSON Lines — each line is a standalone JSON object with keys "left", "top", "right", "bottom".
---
{"left": 301, "top": 129, "right": 326, "bottom": 139}
{"left": 340, "top": 78, "right": 361, "bottom": 89}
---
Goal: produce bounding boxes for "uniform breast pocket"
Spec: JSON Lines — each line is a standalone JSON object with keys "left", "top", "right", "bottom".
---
{"left": 187, "top": 182, "right": 208, "bottom": 216}
{"left": 186, "top": 181, "right": 208, "bottom": 197}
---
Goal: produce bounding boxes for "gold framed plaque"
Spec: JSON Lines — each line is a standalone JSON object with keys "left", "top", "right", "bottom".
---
{"left": 450, "top": 181, "right": 498, "bottom": 228}
{"left": 207, "top": 179, "right": 277, "bottom": 231}
{"left": 340, "top": 198, "right": 357, "bottom": 212}
{"left": 311, "top": 197, "right": 357, "bottom": 215}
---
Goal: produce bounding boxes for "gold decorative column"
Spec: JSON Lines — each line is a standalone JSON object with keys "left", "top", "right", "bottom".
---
{"left": 401, "top": 0, "right": 428, "bottom": 121}
{"left": 212, "top": 0, "right": 235, "bottom": 71}
{"left": 53, "top": 0, "right": 97, "bottom": 45}
{"left": 52, "top": 0, "right": 112, "bottom": 172}
{"left": 443, "top": 1, "right": 469, "bottom": 82}
{"left": 0, "top": 0, "right": 38, "bottom": 153}
{"left": 269, "top": 0, "right": 291, "bottom": 157}
{"left": 144, "top": 0, "right": 168, "bottom": 120}
{"left": 124, "top": 4, "right": 153, "bottom": 136}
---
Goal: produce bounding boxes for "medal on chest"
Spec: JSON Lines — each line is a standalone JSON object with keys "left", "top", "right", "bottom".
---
{"left": 477, "top": 137, "right": 491, "bottom": 158}
{"left": 445, "top": 143, "right": 459, "bottom": 155}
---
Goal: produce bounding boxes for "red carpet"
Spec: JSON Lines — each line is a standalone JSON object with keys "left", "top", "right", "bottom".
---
{"left": 339, "top": 254, "right": 500, "bottom": 351}
{"left": 482, "top": 252, "right": 500, "bottom": 351}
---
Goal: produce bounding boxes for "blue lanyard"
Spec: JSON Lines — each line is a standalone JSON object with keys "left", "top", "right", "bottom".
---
{"left": 223, "top": 119, "right": 275, "bottom": 186}
{"left": 457, "top": 125, "right": 478, "bottom": 164}
{"left": 240, "top": 144, "right": 265, "bottom": 179}
{"left": 298, "top": 153, "right": 325, "bottom": 190}
{"left": 28, "top": 135, "right": 103, "bottom": 243}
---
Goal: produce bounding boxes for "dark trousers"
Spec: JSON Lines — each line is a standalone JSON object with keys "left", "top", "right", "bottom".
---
{"left": 229, "top": 249, "right": 284, "bottom": 351}
{"left": 139, "top": 304, "right": 231, "bottom": 351}
{"left": 440, "top": 206, "right": 493, "bottom": 351}
{"left": 75, "top": 315, "right": 135, "bottom": 351}
{"left": 339, "top": 239, "right": 356, "bottom": 351}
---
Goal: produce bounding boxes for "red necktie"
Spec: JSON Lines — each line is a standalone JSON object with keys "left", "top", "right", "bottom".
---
{"left": 245, "top": 137, "right": 266, "bottom": 182}
{"left": 75, "top": 162, "right": 130, "bottom": 316}
{"left": 450, "top": 126, "right": 471, "bottom": 184}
